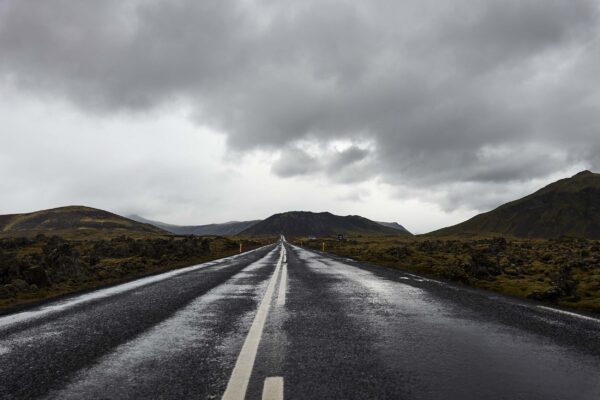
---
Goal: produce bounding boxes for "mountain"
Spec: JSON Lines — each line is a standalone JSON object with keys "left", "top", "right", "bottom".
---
{"left": 127, "top": 214, "right": 186, "bottom": 233}
{"left": 0, "top": 206, "right": 168, "bottom": 238}
{"left": 128, "top": 214, "right": 260, "bottom": 236}
{"left": 239, "top": 211, "right": 411, "bottom": 237}
{"left": 186, "top": 220, "right": 261, "bottom": 236}
{"left": 431, "top": 170, "right": 600, "bottom": 239}
{"left": 376, "top": 221, "right": 412, "bottom": 235}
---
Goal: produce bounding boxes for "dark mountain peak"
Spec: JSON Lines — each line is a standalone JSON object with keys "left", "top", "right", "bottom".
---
{"left": 537, "top": 170, "right": 600, "bottom": 196}
{"left": 279, "top": 210, "right": 331, "bottom": 216}
{"left": 573, "top": 170, "right": 594, "bottom": 177}
{"left": 376, "top": 221, "right": 412, "bottom": 234}
{"left": 240, "top": 211, "right": 411, "bottom": 237}
{"left": 430, "top": 171, "right": 600, "bottom": 239}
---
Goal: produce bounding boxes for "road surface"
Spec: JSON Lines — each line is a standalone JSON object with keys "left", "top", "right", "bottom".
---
{"left": 1, "top": 239, "right": 600, "bottom": 399}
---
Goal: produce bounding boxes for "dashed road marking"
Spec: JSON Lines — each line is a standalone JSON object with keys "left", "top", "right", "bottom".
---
{"left": 261, "top": 377, "right": 284, "bottom": 400}
{"left": 277, "top": 262, "right": 287, "bottom": 306}
{"left": 222, "top": 245, "right": 284, "bottom": 400}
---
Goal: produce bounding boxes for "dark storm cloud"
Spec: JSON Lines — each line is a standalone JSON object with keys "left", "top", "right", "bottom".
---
{"left": 1, "top": 0, "right": 599, "bottom": 210}
{"left": 272, "top": 145, "right": 372, "bottom": 184}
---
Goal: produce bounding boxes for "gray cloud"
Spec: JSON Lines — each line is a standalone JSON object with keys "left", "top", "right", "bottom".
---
{"left": 271, "top": 147, "right": 319, "bottom": 178}
{"left": 1, "top": 0, "right": 599, "bottom": 211}
{"left": 272, "top": 145, "right": 373, "bottom": 184}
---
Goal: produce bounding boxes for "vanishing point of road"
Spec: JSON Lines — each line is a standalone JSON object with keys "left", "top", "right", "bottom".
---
{"left": 1, "top": 238, "right": 600, "bottom": 399}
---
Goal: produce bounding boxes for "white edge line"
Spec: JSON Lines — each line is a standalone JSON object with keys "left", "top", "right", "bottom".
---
{"left": 537, "top": 305, "right": 600, "bottom": 323}
{"left": 290, "top": 242, "right": 600, "bottom": 325}
{"left": 0, "top": 244, "right": 275, "bottom": 329}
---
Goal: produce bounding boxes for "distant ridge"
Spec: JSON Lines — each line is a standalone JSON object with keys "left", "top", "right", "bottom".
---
{"left": 430, "top": 170, "right": 600, "bottom": 239}
{"left": 376, "top": 221, "right": 412, "bottom": 235}
{"left": 0, "top": 206, "right": 167, "bottom": 238}
{"left": 239, "top": 211, "right": 411, "bottom": 237}
{"left": 128, "top": 214, "right": 260, "bottom": 236}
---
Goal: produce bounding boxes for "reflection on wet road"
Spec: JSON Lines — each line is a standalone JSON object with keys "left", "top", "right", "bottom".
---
{"left": 1, "top": 240, "right": 599, "bottom": 399}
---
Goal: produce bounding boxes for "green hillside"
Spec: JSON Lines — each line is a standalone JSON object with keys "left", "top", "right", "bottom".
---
{"left": 431, "top": 170, "right": 600, "bottom": 239}
{"left": 0, "top": 206, "right": 168, "bottom": 239}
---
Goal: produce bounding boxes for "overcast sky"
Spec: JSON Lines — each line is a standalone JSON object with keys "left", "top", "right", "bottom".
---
{"left": 1, "top": 0, "right": 599, "bottom": 233}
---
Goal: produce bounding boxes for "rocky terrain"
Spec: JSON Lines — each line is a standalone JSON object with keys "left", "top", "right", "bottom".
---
{"left": 302, "top": 235, "right": 600, "bottom": 313}
{"left": 0, "top": 234, "right": 268, "bottom": 311}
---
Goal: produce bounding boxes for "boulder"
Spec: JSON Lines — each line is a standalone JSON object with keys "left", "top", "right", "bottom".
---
{"left": 528, "top": 286, "right": 562, "bottom": 302}
{"left": 23, "top": 266, "right": 51, "bottom": 288}
{"left": 0, "top": 284, "right": 15, "bottom": 299}
{"left": 10, "top": 279, "right": 29, "bottom": 292}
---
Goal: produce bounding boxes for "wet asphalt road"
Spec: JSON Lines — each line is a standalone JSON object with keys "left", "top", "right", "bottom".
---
{"left": 1, "top": 240, "right": 600, "bottom": 399}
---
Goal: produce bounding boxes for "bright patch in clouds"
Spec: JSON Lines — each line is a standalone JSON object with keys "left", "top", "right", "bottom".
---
{"left": 0, "top": 84, "right": 466, "bottom": 233}
{"left": 1, "top": 0, "right": 599, "bottom": 233}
